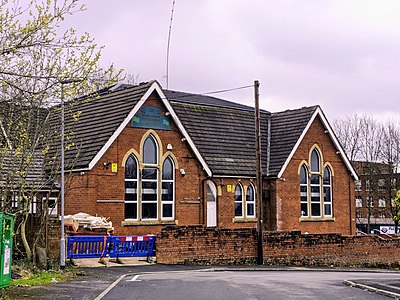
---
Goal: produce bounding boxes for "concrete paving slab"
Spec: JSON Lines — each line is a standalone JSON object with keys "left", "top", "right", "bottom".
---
{"left": 70, "top": 256, "right": 156, "bottom": 268}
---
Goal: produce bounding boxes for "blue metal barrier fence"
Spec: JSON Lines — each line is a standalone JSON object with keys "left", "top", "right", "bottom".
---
{"left": 67, "top": 235, "right": 156, "bottom": 259}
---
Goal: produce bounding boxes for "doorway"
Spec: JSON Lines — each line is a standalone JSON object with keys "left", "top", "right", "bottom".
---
{"left": 206, "top": 180, "right": 217, "bottom": 227}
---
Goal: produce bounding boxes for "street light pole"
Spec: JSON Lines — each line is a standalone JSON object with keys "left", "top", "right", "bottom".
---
{"left": 59, "top": 79, "right": 81, "bottom": 269}
{"left": 60, "top": 81, "right": 66, "bottom": 269}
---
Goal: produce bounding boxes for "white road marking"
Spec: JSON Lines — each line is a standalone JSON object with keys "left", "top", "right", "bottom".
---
{"left": 127, "top": 275, "right": 142, "bottom": 282}
{"left": 94, "top": 274, "right": 127, "bottom": 300}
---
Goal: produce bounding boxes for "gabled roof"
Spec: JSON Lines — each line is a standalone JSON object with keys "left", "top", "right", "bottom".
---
{"left": 269, "top": 106, "right": 318, "bottom": 176}
{"left": 48, "top": 81, "right": 212, "bottom": 175}
{"left": 270, "top": 106, "right": 358, "bottom": 180}
{"left": 48, "top": 81, "right": 155, "bottom": 170}
{"left": 47, "top": 80, "right": 357, "bottom": 180}
{"left": 164, "top": 90, "right": 256, "bottom": 111}
{"left": 165, "top": 90, "right": 270, "bottom": 176}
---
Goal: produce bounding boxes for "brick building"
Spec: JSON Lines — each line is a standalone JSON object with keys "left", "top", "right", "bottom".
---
{"left": 48, "top": 80, "right": 358, "bottom": 236}
{"left": 352, "top": 161, "right": 400, "bottom": 234}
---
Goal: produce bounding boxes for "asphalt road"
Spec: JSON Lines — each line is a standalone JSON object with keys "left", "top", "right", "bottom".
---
{"left": 6, "top": 266, "right": 400, "bottom": 300}
{"left": 101, "top": 269, "right": 399, "bottom": 300}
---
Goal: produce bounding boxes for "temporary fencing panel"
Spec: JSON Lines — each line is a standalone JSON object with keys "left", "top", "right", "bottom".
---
{"left": 108, "top": 236, "right": 156, "bottom": 258}
{"left": 67, "top": 235, "right": 156, "bottom": 259}
{"left": 67, "top": 236, "right": 107, "bottom": 259}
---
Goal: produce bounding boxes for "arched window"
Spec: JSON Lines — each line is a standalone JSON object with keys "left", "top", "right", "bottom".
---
{"left": 234, "top": 184, "right": 244, "bottom": 217}
{"left": 299, "top": 147, "right": 334, "bottom": 219}
{"left": 246, "top": 184, "right": 256, "bottom": 218}
{"left": 125, "top": 155, "right": 138, "bottom": 220}
{"left": 142, "top": 134, "right": 159, "bottom": 220}
{"left": 323, "top": 166, "right": 332, "bottom": 216}
{"left": 310, "top": 173, "right": 321, "bottom": 216}
{"left": 300, "top": 164, "right": 308, "bottom": 217}
{"left": 161, "top": 156, "right": 174, "bottom": 220}
{"left": 310, "top": 149, "right": 320, "bottom": 173}
{"left": 143, "top": 135, "right": 158, "bottom": 165}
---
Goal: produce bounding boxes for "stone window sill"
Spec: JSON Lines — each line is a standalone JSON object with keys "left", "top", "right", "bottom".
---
{"left": 233, "top": 218, "right": 257, "bottom": 223}
{"left": 299, "top": 217, "right": 335, "bottom": 222}
{"left": 121, "top": 220, "right": 178, "bottom": 226}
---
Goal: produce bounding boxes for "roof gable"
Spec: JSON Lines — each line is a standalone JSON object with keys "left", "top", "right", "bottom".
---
{"left": 49, "top": 81, "right": 212, "bottom": 176}
{"left": 271, "top": 106, "right": 358, "bottom": 180}
{"left": 48, "top": 81, "right": 154, "bottom": 170}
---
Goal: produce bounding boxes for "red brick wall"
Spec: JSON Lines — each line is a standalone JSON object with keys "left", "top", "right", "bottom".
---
{"left": 157, "top": 226, "right": 257, "bottom": 265}
{"left": 213, "top": 178, "right": 258, "bottom": 229}
{"left": 65, "top": 94, "right": 207, "bottom": 236}
{"left": 157, "top": 226, "right": 400, "bottom": 268}
{"left": 275, "top": 116, "right": 356, "bottom": 235}
{"left": 64, "top": 93, "right": 264, "bottom": 235}
{"left": 263, "top": 231, "right": 400, "bottom": 268}
{"left": 64, "top": 95, "right": 356, "bottom": 237}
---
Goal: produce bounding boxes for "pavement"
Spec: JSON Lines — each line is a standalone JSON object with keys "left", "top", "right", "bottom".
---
{"left": 69, "top": 256, "right": 156, "bottom": 268}
{"left": 344, "top": 279, "right": 400, "bottom": 299}
{"left": 5, "top": 261, "right": 400, "bottom": 300}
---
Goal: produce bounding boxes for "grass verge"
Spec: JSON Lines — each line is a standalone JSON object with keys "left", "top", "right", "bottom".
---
{"left": 10, "top": 270, "right": 77, "bottom": 287}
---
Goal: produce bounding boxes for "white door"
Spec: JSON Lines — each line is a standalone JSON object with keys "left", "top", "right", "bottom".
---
{"left": 206, "top": 180, "right": 217, "bottom": 227}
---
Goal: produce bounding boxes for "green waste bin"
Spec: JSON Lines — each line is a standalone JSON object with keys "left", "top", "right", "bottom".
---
{"left": 0, "top": 212, "right": 15, "bottom": 288}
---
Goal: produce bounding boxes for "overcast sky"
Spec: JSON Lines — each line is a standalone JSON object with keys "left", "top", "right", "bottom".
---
{"left": 65, "top": 0, "right": 400, "bottom": 121}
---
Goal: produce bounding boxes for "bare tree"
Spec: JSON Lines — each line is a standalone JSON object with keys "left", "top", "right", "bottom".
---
{"left": 334, "top": 115, "right": 400, "bottom": 233}
{"left": 333, "top": 115, "right": 364, "bottom": 161}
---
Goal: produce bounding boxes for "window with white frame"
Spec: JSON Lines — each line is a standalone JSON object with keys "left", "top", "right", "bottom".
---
{"left": 124, "top": 133, "right": 176, "bottom": 222}
{"left": 323, "top": 167, "right": 332, "bottom": 216}
{"left": 11, "top": 194, "right": 18, "bottom": 209}
{"left": 300, "top": 165, "right": 308, "bottom": 216}
{"left": 141, "top": 135, "right": 159, "bottom": 220}
{"left": 356, "top": 211, "right": 362, "bottom": 218}
{"left": 234, "top": 184, "right": 244, "bottom": 217}
{"left": 124, "top": 155, "right": 138, "bottom": 220}
{"left": 355, "top": 196, "right": 363, "bottom": 208}
{"left": 246, "top": 184, "right": 256, "bottom": 218}
{"left": 378, "top": 179, "right": 385, "bottom": 191}
{"left": 378, "top": 198, "right": 386, "bottom": 207}
{"left": 391, "top": 178, "right": 397, "bottom": 190}
{"left": 367, "top": 196, "right": 374, "bottom": 207}
{"left": 355, "top": 180, "right": 362, "bottom": 192}
{"left": 48, "top": 197, "right": 58, "bottom": 216}
{"left": 161, "top": 156, "right": 174, "bottom": 220}
{"left": 299, "top": 148, "right": 334, "bottom": 218}
{"left": 29, "top": 196, "right": 37, "bottom": 214}
{"left": 380, "top": 212, "right": 386, "bottom": 218}
{"left": 366, "top": 179, "right": 371, "bottom": 191}
{"left": 234, "top": 183, "right": 256, "bottom": 219}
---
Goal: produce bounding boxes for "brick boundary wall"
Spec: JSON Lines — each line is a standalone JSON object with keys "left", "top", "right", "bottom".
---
{"left": 157, "top": 226, "right": 258, "bottom": 265}
{"left": 156, "top": 226, "right": 400, "bottom": 268}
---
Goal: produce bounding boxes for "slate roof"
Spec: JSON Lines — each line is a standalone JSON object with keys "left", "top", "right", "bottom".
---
{"left": 46, "top": 81, "right": 321, "bottom": 178}
{"left": 0, "top": 150, "right": 51, "bottom": 190}
{"left": 47, "top": 81, "right": 154, "bottom": 169}
{"left": 269, "top": 106, "right": 319, "bottom": 176}
{"left": 164, "top": 90, "right": 256, "bottom": 111}
{"left": 165, "top": 90, "right": 270, "bottom": 176}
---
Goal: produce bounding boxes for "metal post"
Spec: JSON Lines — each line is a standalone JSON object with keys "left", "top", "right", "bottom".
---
{"left": 60, "top": 82, "right": 66, "bottom": 269}
{"left": 59, "top": 78, "right": 81, "bottom": 269}
{"left": 254, "top": 80, "right": 264, "bottom": 265}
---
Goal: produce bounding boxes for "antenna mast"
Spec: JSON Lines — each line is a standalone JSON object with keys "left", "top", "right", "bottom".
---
{"left": 166, "top": 0, "right": 176, "bottom": 89}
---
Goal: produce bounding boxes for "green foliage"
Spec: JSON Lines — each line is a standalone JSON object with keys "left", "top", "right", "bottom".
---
{"left": 393, "top": 190, "right": 400, "bottom": 223}
{"left": 0, "top": 0, "right": 121, "bottom": 262}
